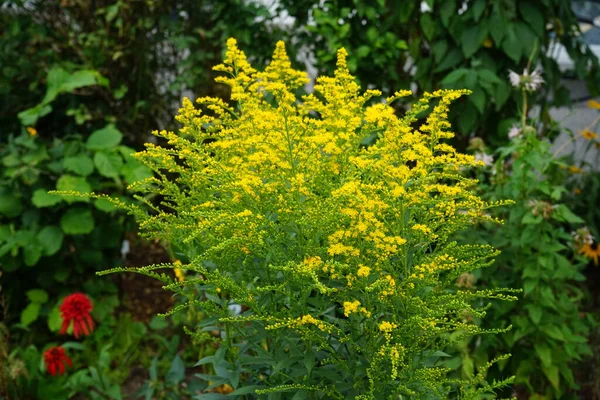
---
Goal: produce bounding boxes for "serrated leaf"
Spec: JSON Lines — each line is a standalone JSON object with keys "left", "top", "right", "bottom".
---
{"left": 87, "top": 125, "right": 123, "bottom": 150}
{"left": 32, "top": 189, "right": 62, "bottom": 208}
{"left": 60, "top": 208, "right": 95, "bottom": 235}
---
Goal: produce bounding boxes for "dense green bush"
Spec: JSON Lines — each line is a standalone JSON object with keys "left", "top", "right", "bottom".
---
{"left": 279, "top": 0, "right": 600, "bottom": 145}
{"left": 0, "top": 0, "right": 293, "bottom": 144}
{"left": 457, "top": 106, "right": 595, "bottom": 398}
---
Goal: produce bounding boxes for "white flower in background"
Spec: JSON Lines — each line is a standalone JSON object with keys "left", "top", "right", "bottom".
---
{"left": 475, "top": 152, "right": 494, "bottom": 166}
{"left": 508, "top": 124, "right": 522, "bottom": 139}
{"left": 420, "top": 1, "right": 432, "bottom": 13}
{"left": 572, "top": 227, "right": 594, "bottom": 246}
{"left": 508, "top": 67, "right": 544, "bottom": 92}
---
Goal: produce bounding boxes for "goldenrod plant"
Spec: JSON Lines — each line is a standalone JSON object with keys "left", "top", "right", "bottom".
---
{"left": 95, "top": 39, "right": 516, "bottom": 398}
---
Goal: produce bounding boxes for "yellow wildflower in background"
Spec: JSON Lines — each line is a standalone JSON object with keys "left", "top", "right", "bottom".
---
{"left": 580, "top": 129, "right": 598, "bottom": 140}
{"left": 26, "top": 126, "right": 37, "bottom": 137}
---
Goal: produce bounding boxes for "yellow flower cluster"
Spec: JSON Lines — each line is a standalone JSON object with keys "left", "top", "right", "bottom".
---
{"left": 118, "top": 38, "right": 510, "bottom": 398}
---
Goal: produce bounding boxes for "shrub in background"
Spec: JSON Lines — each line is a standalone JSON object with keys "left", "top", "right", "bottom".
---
{"left": 279, "top": 0, "right": 600, "bottom": 145}
{"left": 457, "top": 80, "right": 595, "bottom": 398}
{"left": 98, "top": 39, "right": 516, "bottom": 398}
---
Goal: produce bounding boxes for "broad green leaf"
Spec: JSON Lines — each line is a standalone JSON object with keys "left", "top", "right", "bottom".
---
{"left": 441, "top": 68, "right": 469, "bottom": 85}
{"left": 461, "top": 25, "right": 482, "bottom": 58}
{"left": 60, "top": 208, "right": 95, "bottom": 235}
{"left": 94, "top": 151, "right": 123, "bottom": 178}
{"left": 17, "top": 104, "right": 52, "bottom": 126}
{"left": 420, "top": 13, "right": 435, "bottom": 41}
{"left": 471, "top": 0, "right": 486, "bottom": 21}
{"left": 488, "top": 14, "right": 506, "bottom": 44}
{"left": 121, "top": 163, "right": 153, "bottom": 184}
{"left": 56, "top": 175, "right": 91, "bottom": 203}
{"left": 32, "top": 189, "right": 62, "bottom": 208}
{"left": 0, "top": 194, "right": 23, "bottom": 217}
{"left": 470, "top": 89, "right": 486, "bottom": 114}
{"left": 26, "top": 289, "right": 48, "bottom": 304}
{"left": 520, "top": 2, "right": 544, "bottom": 37}
{"left": 502, "top": 28, "right": 522, "bottom": 63}
{"left": 63, "top": 154, "right": 95, "bottom": 176}
{"left": 20, "top": 302, "right": 41, "bottom": 326}
{"left": 94, "top": 198, "right": 118, "bottom": 213}
{"left": 37, "top": 226, "right": 64, "bottom": 256}
{"left": 86, "top": 125, "right": 123, "bottom": 150}
{"left": 23, "top": 243, "right": 43, "bottom": 266}
{"left": 439, "top": 0, "right": 456, "bottom": 27}
{"left": 434, "top": 48, "right": 463, "bottom": 72}
{"left": 48, "top": 305, "right": 62, "bottom": 332}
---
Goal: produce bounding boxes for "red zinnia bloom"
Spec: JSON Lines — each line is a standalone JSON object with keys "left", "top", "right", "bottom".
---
{"left": 43, "top": 346, "right": 72, "bottom": 375}
{"left": 59, "top": 293, "right": 94, "bottom": 338}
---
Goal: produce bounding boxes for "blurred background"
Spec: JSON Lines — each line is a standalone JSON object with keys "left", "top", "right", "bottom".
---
{"left": 1, "top": 1, "right": 600, "bottom": 399}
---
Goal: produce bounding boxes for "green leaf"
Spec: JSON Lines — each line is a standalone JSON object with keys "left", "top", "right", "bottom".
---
{"left": 64, "top": 154, "right": 95, "bottom": 176}
{"left": 23, "top": 243, "right": 43, "bottom": 266}
{"left": 17, "top": 104, "right": 52, "bottom": 126}
{"left": 94, "top": 198, "right": 118, "bottom": 213}
{"left": 461, "top": 25, "right": 482, "bottom": 58}
{"left": 439, "top": 0, "right": 456, "bottom": 27}
{"left": 471, "top": 0, "right": 486, "bottom": 21}
{"left": 470, "top": 89, "right": 486, "bottom": 114}
{"left": 488, "top": 14, "right": 506, "bottom": 45}
{"left": 37, "top": 226, "right": 64, "bottom": 256}
{"left": 527, "top": 305, "right": 542, "bottom": 325}
{"left": 432, "top": 40, "right": 448, "bottom": 63}
{"left": 535, "top": 342, "right": 552, "bottom": 367}
{"left": 441, "top": 68, "right": 469, "bottom": 85}
{"left": 520, "top": 2, "right": 544, "bottom": 37}
{"left": 87, "top": 125, "right": 123, "bottom": 150}
{"left": 553, "top": 205, "right": 584, "bottom": 223}
{"left": 20, "top": 303, "right": 41, "bottom": 326}
{"left": 56, "top": 175, "right": 91, "bottom": 203}
{"left": 542, "top": 364, "right": 560, "bottom": 391}
{"left": 0, "top": 194, "right": 23, "bottom": 217}
{"left": 166, "top": 355, "right": 185, "bottom": 384}
{"left": 121, "top": 163, "right": 153, "bottom": 184}
{"left": 32, "top": 189, "right": 62, "bottom": 208}
{"left": 502, "top": 27, "right": 522, "bottom": 63}
{"left": 523, "top": 279, "right": 537, "bottom": 296}
{"left": 477, "top": 69, "right": 502, "bottom": 84}
{"left": 94, "top": 152, "right": 123, "bottom": 178}
{"left": 434, "top": 48, "right": 463, "bottom": 72}
{"left": 546, "top": 326, "right": 565, "bottom": 341}
{"left": 48, "top": 305, "right": 62, "bottom": 332}
{"left": 420, "top": 13, "right": 435, "bottom": 40}
{"left": 26, "top": 289, "right": 49, "bottom": 304}
{"left": 60, "top": 208, "right": 95, "bottom": 235}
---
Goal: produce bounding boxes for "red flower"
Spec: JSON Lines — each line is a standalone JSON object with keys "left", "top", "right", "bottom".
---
{"left": 59, "top": 293, "right": 94, "bottom": 338}
{"left": 43, "top": 346, "right": 72, "bottom": 375}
